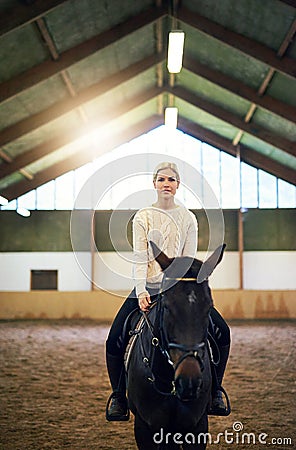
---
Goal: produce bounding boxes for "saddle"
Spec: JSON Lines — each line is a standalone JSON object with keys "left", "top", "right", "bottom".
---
{"left": 123, "top": 307, "right": 152, "bottom": 372}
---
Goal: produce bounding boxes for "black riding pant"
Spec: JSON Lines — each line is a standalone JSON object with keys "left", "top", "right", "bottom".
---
{"left": 106, "top": 288, "right": 231, "bottom": 356}
{"left": 209, "top": 306, "right": 231, "bottom": 347}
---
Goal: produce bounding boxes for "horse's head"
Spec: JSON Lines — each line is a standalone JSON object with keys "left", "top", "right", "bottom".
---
{"left": 150, "top": 241, "right": 226, "bottom": 401}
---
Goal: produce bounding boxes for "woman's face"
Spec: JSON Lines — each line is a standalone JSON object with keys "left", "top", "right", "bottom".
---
{"left": 153, "top": 168, "right": 180, "bottom": 198}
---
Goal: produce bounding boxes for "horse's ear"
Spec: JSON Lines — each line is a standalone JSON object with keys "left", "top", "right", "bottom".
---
{"left": 197, "top": 244, "right": 226, "bottom": 283}
{"left": 149, "top": 241, "right": 172, "bottom": 270}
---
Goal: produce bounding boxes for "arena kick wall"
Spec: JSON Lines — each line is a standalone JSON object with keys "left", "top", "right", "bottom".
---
{"left": 0, "top": 209, "right": 295, "bottom": 320}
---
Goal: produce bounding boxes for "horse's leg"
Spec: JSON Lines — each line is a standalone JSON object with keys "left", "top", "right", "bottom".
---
{"left": 134, "top": 413, "right": 159, "bottom": 450}
{"left": 182, "top": 413, "right": 209, "bottom": 450}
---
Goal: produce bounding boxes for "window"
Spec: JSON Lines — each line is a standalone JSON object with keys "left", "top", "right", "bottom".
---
{"left": 55, "top": 171, "right": 74, "bottom": 209}
{"left": 241, "top": 162, "right": 258, "bottom": 208}
{"left": 220, "top": 152, "right": 240, "bottom": 208}
{"left": 36, "top": 180, "right": 55, "bottom": 209}
{"left": 18, "top": 190, "right": 36, "bottom": 210}
{"left": 258, "top": 170, "right": 277, "bottom": 208}
{"left": 278, "top": 179, "right": 296, "bottom": 208}
{"left": 2, "top": 126, "right": 294, "bottom": 211}
{"left": 31, "top": 270, "right": 58, "bottom": 290}
{"left": 202, "top": 142, "right": 221, "bottom": 206}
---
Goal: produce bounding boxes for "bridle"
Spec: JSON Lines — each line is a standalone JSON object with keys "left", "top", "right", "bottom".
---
{"left": 158, "top": 276, "right": 206, "bottom": 373}
{"left": 140, "top": 275, "right": 207, "bottom": 395}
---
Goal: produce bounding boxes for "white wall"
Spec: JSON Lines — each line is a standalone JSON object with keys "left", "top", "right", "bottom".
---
{"left": 197, "top": 251, "right": 240, "bottom": 289}
{"left": 243, "top": 252, "right": 296, "bottom": 290}
{"left": 0, "top": 253, "right": 91, "bottom": 291}
{"left": 93, "top": 251, "right": 240, "bottom": 291}
{"left": 0, "top": 251, "right": 295, "bottom": 291}
{"left": 94, "top": 251, "right": 134, "bottom": 291}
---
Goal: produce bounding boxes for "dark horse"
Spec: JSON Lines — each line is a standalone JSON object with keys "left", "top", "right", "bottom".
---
{"left": 126, "top": 242, "right": 226, "bottom": 450}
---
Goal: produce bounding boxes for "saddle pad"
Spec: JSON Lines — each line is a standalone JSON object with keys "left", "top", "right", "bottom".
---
{"left": 124, "top": 314, "right": 145, "bottom": 372}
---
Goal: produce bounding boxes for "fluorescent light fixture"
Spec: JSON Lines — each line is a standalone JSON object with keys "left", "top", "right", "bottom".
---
{"left": 16, "top": 207, "right": 31, "bottom": 217}
{"left": 0, "top": 195, "right": 8, "bottom": 206}
{"left": 165, "top": 107, "right": 178, "bottom": 129}
{"left": 167, "top": 30, "right": 185, "bottom": 73}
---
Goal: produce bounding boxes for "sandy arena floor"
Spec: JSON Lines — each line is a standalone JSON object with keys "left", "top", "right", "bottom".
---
{"left": 0, "top": 319, "right": 295, "bottom": 450}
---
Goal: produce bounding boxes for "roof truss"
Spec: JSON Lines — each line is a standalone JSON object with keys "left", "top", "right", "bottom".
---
{"left": 0, "top": 0, "right": 295, "bottom": 202}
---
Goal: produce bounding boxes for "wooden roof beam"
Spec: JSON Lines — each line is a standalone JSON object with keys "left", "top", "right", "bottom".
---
{"left": 177, "top": 7, "right": 296, "bottom": 79}
{"left": 1, "top": 115, "right": 163, "bottom": 201}
{"left": 0, "top": 86, "right": 162, "bottom": 178}
{"left": 168, "top": 85, "right": 296, "bottom": 157}
{"left": 0, "top": 4, "right": 167, "bottom": 103}
{"left": 0, "top": 53, "right": 164, "bottom": 149}
{"left": 178, "top": 117, "right": 296, "bottom": 185}
{"left": 183, "top": 56, "right": 296, "bottom": 124}
{"left": 0, "top": 0, "right": 68, "bottom": 37}
{"left": 279, "top": 0, "right": 296, "bottom": 8}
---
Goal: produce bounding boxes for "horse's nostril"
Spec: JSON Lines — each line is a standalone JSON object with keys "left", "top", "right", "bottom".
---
{"left": 175, "top": 376, "right": 183, "bottom": 392}
{"left": 175, "top": 376, "right": 203, "bottom": 400}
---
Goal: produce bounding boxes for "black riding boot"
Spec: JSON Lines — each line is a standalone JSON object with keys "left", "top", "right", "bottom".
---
{"left": 105, "top": 353, "right": 129, "bottom": 421}
{"left": 210, "top": 344, "right": 231, "bottom": 416}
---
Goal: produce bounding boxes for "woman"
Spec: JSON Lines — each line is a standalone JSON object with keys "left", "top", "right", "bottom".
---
{"left": 105, "top": 162, "right": 230, "bottom": 420}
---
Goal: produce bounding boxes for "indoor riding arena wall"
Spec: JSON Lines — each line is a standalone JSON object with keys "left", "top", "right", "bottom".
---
{"left": 0, "top": 209, "right": 295, "bottom": 449}
{"left": 0, "top": 208, "right": 295, "bottom": 319}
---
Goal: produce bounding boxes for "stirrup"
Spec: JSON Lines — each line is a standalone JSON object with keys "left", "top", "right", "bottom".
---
{"left": 105, "top": 392, "right": 130, "bottom": 422}
{"left": 208, "top": 386, "right": 231, "bottom": 416}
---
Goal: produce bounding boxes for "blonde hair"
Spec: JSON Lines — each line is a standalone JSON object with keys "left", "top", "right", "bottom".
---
{"left": 153, "top": 162, "right": 180, "bottom": 182}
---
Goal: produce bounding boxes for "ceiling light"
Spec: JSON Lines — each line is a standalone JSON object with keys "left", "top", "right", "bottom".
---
{"left": 16, "top": 207, "right": 31, "bottom": 217}
{"left": 165, "top": 107, "right": 178, "bottom": 129}
{"left": 167, "top": 30, "right": 185, "bottom": 73}
{"left": 0, "top": 195, "right": 8, "bottom": 205}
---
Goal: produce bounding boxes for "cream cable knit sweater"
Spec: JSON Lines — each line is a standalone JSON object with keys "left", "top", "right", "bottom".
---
{"left": 132, "top": 206, "right": 198, "bottom": 297}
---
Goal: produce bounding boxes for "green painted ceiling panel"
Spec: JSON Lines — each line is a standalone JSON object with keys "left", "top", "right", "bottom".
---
{"left": 108, "top": 98, "right": 159, "bottom": 131}
{"left": 176, "top": 98, "right": 238, "bottom": 141}
{"left": 46, "top": 0, "right": 153, "bottom": 53}
{"left": 0, "top": 1, "right": 20, "bottom": 13}
{"left": 266, "top": 72, "right": 296, "bottom": 107}
{"left": 288, "top": 39, "right": 296, "bottom": 58}
{"left": 0, "top": 25, "right": 48, "bottom": 82}
{"left": 241, "top": 133, "right": 296, "bottom": 170}
{"left": 178, "top": 69, "right": 251, "bottom": 117}
{"left": 68, "top": 46, "right": 124, "bottom": 92}
{"left": 0, "top": 171, "right": 23, "bottom": 190}
{"left": 2, "top": 109, "right": 82, "bottom": 160}
{"left": 183, "top": 0, "right": 295, "bottom": 51}
{"left": 0, "top": 75, "right": 68, "bottom": 131}
{"left": 82, "top": 68, "right": 157, "bottom": 118}
{"left": 68, "top": 24, "right": 155, "bottom": 92}
{"left": 252, "top": 108, "right": 296, "bottom": 141}
{"left": 182, "top": 23, "right": 270, "bottom": 90}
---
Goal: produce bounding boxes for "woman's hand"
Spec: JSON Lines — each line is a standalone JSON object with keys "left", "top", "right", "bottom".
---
{"left": 138, "top": 291, "right": 151, "bottom": 312}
